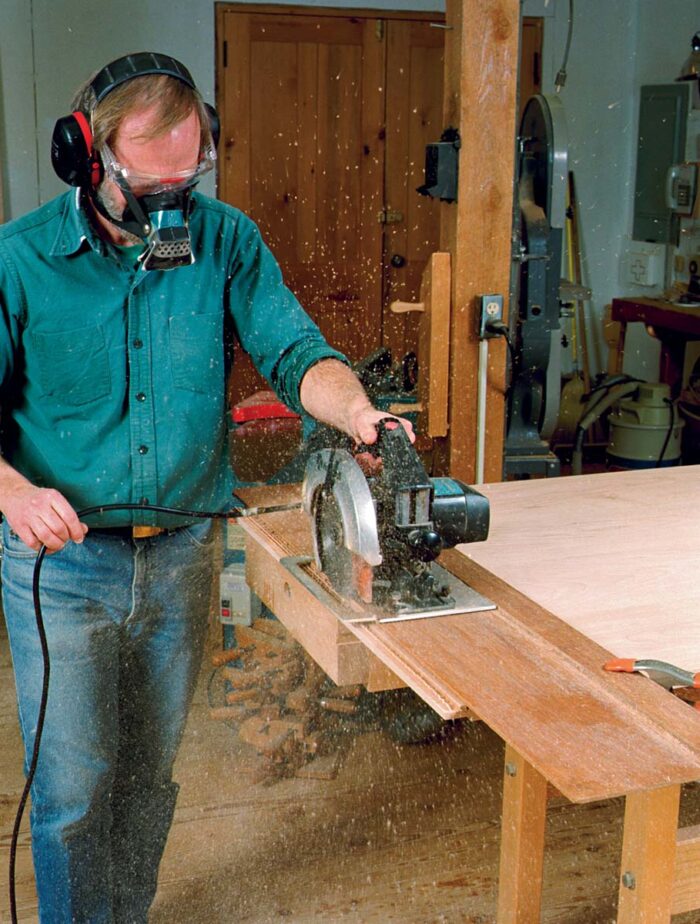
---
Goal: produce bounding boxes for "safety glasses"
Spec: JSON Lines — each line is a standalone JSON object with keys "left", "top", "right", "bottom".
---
{"left": 100, "top": 137, "right": 216, "bottom": 196}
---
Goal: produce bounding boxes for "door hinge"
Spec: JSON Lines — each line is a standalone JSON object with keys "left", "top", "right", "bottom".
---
{"left": 375, "top": 20, "right": 385, "bottom": 41}
{"left": 378, "top": 208, "right": 404, "bottom": 225}
{"left": 222, "top": 40, "right": 228, "bottom": 68}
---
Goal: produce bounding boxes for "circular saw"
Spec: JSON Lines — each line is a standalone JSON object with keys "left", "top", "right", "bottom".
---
{"left": 302, "top": 420, "right": 490, "bottom": 617}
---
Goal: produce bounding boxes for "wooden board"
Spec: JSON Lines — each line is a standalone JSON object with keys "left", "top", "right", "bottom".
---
{"left": 418, "top": 252, "right": 451, "bottom": 437}
{"left": 351, "top": 588, "right": 700, "bottom": 803}
{"left": 235, "top": 494, "right": 404, "bottom": 692}
{"left": 389, "top": 251, "right": 451, "bottom": 435}
{"left": 238, "top": 468, "right": 700, "bottom": 804}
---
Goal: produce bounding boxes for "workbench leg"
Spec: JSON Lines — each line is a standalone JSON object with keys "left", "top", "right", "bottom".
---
{"left": 496, "top": 744, "right": 548, "bottom": 924}
{"left": 617, "top": 784, "right": 680, "bottom": 924}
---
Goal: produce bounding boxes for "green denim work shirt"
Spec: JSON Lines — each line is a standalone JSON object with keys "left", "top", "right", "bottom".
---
{"left": 0, "top": 190, "right": 346, "bottom": 527}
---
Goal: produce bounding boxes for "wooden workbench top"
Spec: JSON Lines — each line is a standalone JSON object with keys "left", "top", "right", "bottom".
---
{"left": 611, "top": 296, "right": 700, "bottom": 335}
{"left": 238, "top": 466, "right": 700, "bottom": 803}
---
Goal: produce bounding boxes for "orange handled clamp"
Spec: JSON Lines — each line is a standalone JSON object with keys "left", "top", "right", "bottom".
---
{"left": 604, "top": 658, "right": 700, "bottom": 709}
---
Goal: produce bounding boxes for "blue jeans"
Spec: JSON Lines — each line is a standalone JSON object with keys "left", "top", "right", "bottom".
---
{"left": 2, "top": 519, "right": 215, "bottom": 923}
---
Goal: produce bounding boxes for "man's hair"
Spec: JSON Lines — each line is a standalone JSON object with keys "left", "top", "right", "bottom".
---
{"left": 71, "top": 73, "right": 210, "bottom": 151}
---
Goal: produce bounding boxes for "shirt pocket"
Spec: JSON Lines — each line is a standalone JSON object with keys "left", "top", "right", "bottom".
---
{"left": 31, "top": 325, "right": 111, "bottom": 407}
{"left": 169, "top": 312, "right": 223, "bottom": 394}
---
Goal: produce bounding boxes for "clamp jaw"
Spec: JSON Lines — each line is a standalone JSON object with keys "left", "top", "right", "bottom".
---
{"left": 605, "top": 657, "right": 700, "bottom": 711}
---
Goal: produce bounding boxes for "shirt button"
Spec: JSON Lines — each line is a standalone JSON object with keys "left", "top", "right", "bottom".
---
{"left": 133, "top": 338, "right": 143, "bottom": 349}
{"left": 136, "top": 392, "right": 146, "bottom": 402}
{"left": 138, "top": 445, "right": 149, "bottom": 455}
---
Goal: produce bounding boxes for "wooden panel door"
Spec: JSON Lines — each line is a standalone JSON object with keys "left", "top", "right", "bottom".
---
{"left": 383, "top": 20, "right": 444, "bottom": 366}
{"left": 218, "top": 8, "right": 386, "bottom": 401}
{"left": 216, "top": 7, "right": 539, "bottom": 410}
{"left": 217, "top": 6, "right": 446, "bottom": 401}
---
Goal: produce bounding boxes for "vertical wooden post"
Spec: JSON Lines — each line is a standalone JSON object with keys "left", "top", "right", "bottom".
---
{"left": 419, "top": 252, "right": 451, "bottom": 437}
{"left": 497, "top": 744, "right": 548, "bottom": 924}
{"left": 439, "top": 0, "right": 520, "bottom": 482}
{"left": 617, "top": 785, "right": 680, "bottom": 924}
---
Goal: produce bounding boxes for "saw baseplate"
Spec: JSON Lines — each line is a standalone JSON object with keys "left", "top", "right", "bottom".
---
{"left": 281, "top": 556, "right": 496, "bottom": 625}
{"left": 300, "top": 420, "right": 493, "bottom": 620}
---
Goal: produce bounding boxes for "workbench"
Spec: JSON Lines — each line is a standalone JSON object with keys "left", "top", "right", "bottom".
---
{"left": 611, "top": 297, "right": 700, "bottom": 396}
{"left": 238, "top": 465, "right": 700, "bottom": 923}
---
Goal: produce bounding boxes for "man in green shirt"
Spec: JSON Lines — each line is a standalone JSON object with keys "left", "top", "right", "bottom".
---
{"left": 0, "top": 53, "right": 411, "bottom": 923}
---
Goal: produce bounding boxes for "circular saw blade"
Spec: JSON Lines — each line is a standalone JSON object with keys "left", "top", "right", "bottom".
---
{"left": 313, "top": 488, "right": 356, "bottom": 596}
{"left": 302, "top": 448, "right": 382, "bottom": 574}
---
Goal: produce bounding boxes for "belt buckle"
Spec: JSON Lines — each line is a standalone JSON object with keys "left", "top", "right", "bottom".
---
{"left": 132, "top": 525, "right": 164, "bottom": 539}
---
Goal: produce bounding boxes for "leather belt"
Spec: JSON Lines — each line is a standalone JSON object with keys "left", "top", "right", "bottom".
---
{"left": 132, "top": 525, "right": 168, "bottom": 539}
{"left": 90, "top": 525, "right": 175, "bottom": 540}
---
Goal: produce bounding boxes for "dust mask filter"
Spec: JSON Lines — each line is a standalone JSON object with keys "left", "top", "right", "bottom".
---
{"left": 134, "top": 189, "right": 194, "bottom": 271}
{"left": 93, "top": 183, "right": 195, "bottom": 271}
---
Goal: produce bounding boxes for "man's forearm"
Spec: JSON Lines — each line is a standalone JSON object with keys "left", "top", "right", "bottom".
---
{"left": 0, "top": 455, "right": 33, "bottom": 509}
{"left": 298, "top": 358, "right": 373, "bottom": 440}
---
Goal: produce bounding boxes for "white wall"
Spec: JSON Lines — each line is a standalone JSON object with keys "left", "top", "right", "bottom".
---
{"left": 539, "top": 0, "right": 636, "bottom": 378}
{"left": 623, "top": 0, "right": 699, "bottom": 378}
{"left": 0, "top": 1, "right": 39, "bottom": 220}
{"left": 540, "top": 0, "right": 698, "bottom": 380}
{"left": 13, "top": 0, "right": 220, "bottom": 211}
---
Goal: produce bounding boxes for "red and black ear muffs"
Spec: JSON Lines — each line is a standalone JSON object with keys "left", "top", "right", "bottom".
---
{"left": 51, "top": 110, "right": 103, "bottom": 188}
{"left": 50, "top": 51, "right": 220, "bottom": 189}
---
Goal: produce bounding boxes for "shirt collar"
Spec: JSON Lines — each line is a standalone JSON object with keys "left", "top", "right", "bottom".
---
{"left": 49, "top": 188, "right": 105, "bottom": 257}
{"left": 49, "top": 188, "right": 200, "bottom": 259}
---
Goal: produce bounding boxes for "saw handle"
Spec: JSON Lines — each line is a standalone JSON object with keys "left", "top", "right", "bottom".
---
{"left": 355, "top": 416, "right": 403, "bottom": 456}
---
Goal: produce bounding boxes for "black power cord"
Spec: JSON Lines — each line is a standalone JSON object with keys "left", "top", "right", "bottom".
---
{"left": 484, "top": 319, "right": 516, "bottom": 367}
{"left": 571, "top": 376, "right": 644, "bottom": 471}
{"left": 555, "top": 0, "right": 574, "bottom": 92}
{"left": 8, "top": 498, "right": 298, "bottom": 924}
{"left": 656, "top": 397, "right": 676, "bottom": 467}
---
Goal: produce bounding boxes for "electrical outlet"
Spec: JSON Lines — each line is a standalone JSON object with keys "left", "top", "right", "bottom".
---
{"left": 479, "top": 294, "right": 504, "bottom": 339}
{"left": 623, "top": 249, "right": 664, "bottom": 287}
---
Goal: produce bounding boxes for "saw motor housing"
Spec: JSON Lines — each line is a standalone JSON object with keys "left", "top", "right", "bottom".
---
{"left": 302, "top": 420, "right": 490, "bottom": 615}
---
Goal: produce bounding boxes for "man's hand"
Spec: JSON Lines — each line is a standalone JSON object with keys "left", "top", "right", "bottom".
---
{"left": 299, "top": 358, "right": 415, "bottom": 446}
{"left": 1, "top": 481, "right": 87, "bottom": 553}
{"left": 348, "top": 401, "right": 415, "bottom": 446}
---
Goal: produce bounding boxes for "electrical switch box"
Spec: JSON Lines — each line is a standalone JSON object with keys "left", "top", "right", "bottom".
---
{"left": 633, "top": 83, "right": 691, "bottom": 244}
{"left": 416, "top": 128, "right": 460, "bottom": 202}
{"left": 219, "top": 563, "right": 256, "bottom": 626}
{"left": 667, "top": 163, "right": 698, "bottom": 215}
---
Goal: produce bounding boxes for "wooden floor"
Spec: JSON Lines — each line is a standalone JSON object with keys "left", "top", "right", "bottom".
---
{"left": 3, "top": 616, "right": 700, "bottom": 923}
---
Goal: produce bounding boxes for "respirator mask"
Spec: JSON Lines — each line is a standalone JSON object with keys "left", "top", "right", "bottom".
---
{"left": 94, "top": 137, "right": 216, "bottom": 271}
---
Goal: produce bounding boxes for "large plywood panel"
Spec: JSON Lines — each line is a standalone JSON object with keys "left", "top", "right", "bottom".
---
{"left": 466, "top": 466, "right": 700, "bottom": 670}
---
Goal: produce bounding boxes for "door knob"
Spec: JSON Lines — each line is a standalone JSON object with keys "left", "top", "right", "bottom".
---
{"left": 391, "top": 254, "right": 406, "bottom": 268}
